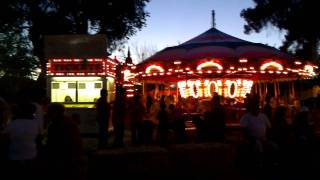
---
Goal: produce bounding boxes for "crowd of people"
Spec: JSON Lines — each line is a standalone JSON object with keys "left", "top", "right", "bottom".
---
{"left": 0, "top": 89, "right": 85, "bottom": 180}
{"left": 1, "top": 87, "right": 320, "bottom": 179}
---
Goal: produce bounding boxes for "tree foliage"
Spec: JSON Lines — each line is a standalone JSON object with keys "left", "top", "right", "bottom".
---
{"left": 0, "top": 0, "right": 150, "bottom": 82}
{"left": 241, "top": 0, "right": 319, "bottom": 62}
{"left": 0, "top": 30, "right": 39, "bottom": 78}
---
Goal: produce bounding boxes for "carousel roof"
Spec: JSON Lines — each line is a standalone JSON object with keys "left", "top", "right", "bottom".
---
{"left": 139, "top": 27, "right": 291, "bottom": 66}
{"left": 134, "top": 27, "right": 317, "bottom": 81}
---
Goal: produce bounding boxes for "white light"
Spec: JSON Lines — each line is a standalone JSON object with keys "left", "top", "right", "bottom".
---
{"left": 295, "top": 61, "right": 302, "bottom": 65}
{"left": 196, "top": 61, "right": 223, "bottom": 70}
{"left": 123, "top": 69, "right": 134, "bottom": 81}
{"left": 260, "top": 61, "right": 283, "bottom": 71}
{"left": 239, "top": 58, "right": 248, "bottom": 63}
{"left": 145, "top": 65, "right": 164, "bottom": 73}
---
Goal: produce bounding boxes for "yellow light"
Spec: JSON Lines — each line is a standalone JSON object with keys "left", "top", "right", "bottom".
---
{"left": 295, "top": 61, "right": 302, "bottom": 65}
{"left": 185, "top": 67, "right": 190, "bottom": 71}
{"left": 196, "top": 61, "right": 223, "bottom": 70}
{"left": 178, "top": 81, "right": 188, "bottom": 98}
{"left": 226, "top": 80, "right": 238, "bottom": 98}
{"left": 260, "top": 61, "right": 283, "bottom": 71}
{"left": 249, "top": 67, "right": 254, "bottom": 70}
{"left": 188, "top": 80, "right": 202, "bottom": 98}
{"left": 206, "top": 81, "right": 219, "bottom": 97}
{"left": 177, "top": 79, "right": 253, "bottom": 99}
{"left": 145, "top": 65, "right": 164, "bottom": 73}
{"left": 230, "top": 66, "right": 235, "bottom": 70}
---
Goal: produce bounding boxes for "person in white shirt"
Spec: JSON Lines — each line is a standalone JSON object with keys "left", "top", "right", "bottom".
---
{"left": 240, "top": 96, "right": 271, "bottom": 153}
{"left": 6, "top": 102, "right": 39, "bottom": 161}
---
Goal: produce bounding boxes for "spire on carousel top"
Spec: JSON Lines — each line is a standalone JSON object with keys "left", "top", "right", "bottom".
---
{"left": 211, "top": 10, "right": 216, "bottom": 28}
{"left": 125, "top": 47, "right": 133, "bottom": 65}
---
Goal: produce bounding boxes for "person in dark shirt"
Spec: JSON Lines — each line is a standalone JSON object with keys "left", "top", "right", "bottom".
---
{"left": 95, "top": 89, "right": 111, "bottom": 148}
{"left": 203, "top": 94, "right": 226, "bottom": 142}
{"left": 157, "top": 101, "right": 169, "bottom": 146}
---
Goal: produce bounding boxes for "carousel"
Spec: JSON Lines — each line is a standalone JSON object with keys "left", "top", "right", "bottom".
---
{"left": 125, "top": 25, "right": 318, "bottom": 124}
{"left": 132, "top": 27, "right": 317, "bottom": 103}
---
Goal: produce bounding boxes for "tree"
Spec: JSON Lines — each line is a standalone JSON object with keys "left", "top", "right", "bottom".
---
{"left": 241, "top": 0, "right": 319, "bottom": 62}
{"left": 0, "top": 0, "right": 150, "bottom": 84}
{"left": 0, "top": 30, "right": 39, "bottom": 78}
{"left": 131, "top": 41, "right": 158, "bottom": 63}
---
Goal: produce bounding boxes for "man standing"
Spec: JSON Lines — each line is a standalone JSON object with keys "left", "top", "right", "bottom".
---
{"left": 95, "top": 89, "right": 111, "bottom": 148}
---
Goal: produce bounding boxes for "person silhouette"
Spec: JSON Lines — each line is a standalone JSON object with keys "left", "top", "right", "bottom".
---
{"left": 64, "top": 96, "right": 73, "bottom": 102}
{"left": 95, "top": 89, "right": 111, "bottom": 148}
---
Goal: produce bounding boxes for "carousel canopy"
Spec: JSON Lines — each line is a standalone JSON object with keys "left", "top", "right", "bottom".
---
{"left": 139, "top": 27, "right": 291, "bottom": 66}
{"left": 134, "top": 27, "right": 317, "bottom": 82}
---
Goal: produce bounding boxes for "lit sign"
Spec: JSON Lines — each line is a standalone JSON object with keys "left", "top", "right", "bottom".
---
{"left": 178, "top": 79, "right": 253, "bottom": 99}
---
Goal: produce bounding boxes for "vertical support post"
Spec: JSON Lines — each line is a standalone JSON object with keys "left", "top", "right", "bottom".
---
{"left": 274, "top": 81, "right": 277, "bottom": 98}
{"left": 142, "top": 80, "right": 145, "bottom": 96}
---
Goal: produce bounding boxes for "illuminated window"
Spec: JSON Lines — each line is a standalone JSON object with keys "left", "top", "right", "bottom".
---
{"left": 50, "top": 77, "right": 108, "bottom": 104}
{"left": 78, "top": 81, "right": 101, "bottom": 102}
{"left": 52, "top": 83, "right": 59, "bottom": 89}
{"left": 68, "top": 83, "right": 76, "bottom": 89}
{"left": 78, "top": 83, "right": 86, "bottom": 89}
{"left": 95, "top": 83, "right": 102, "bottom": 89}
